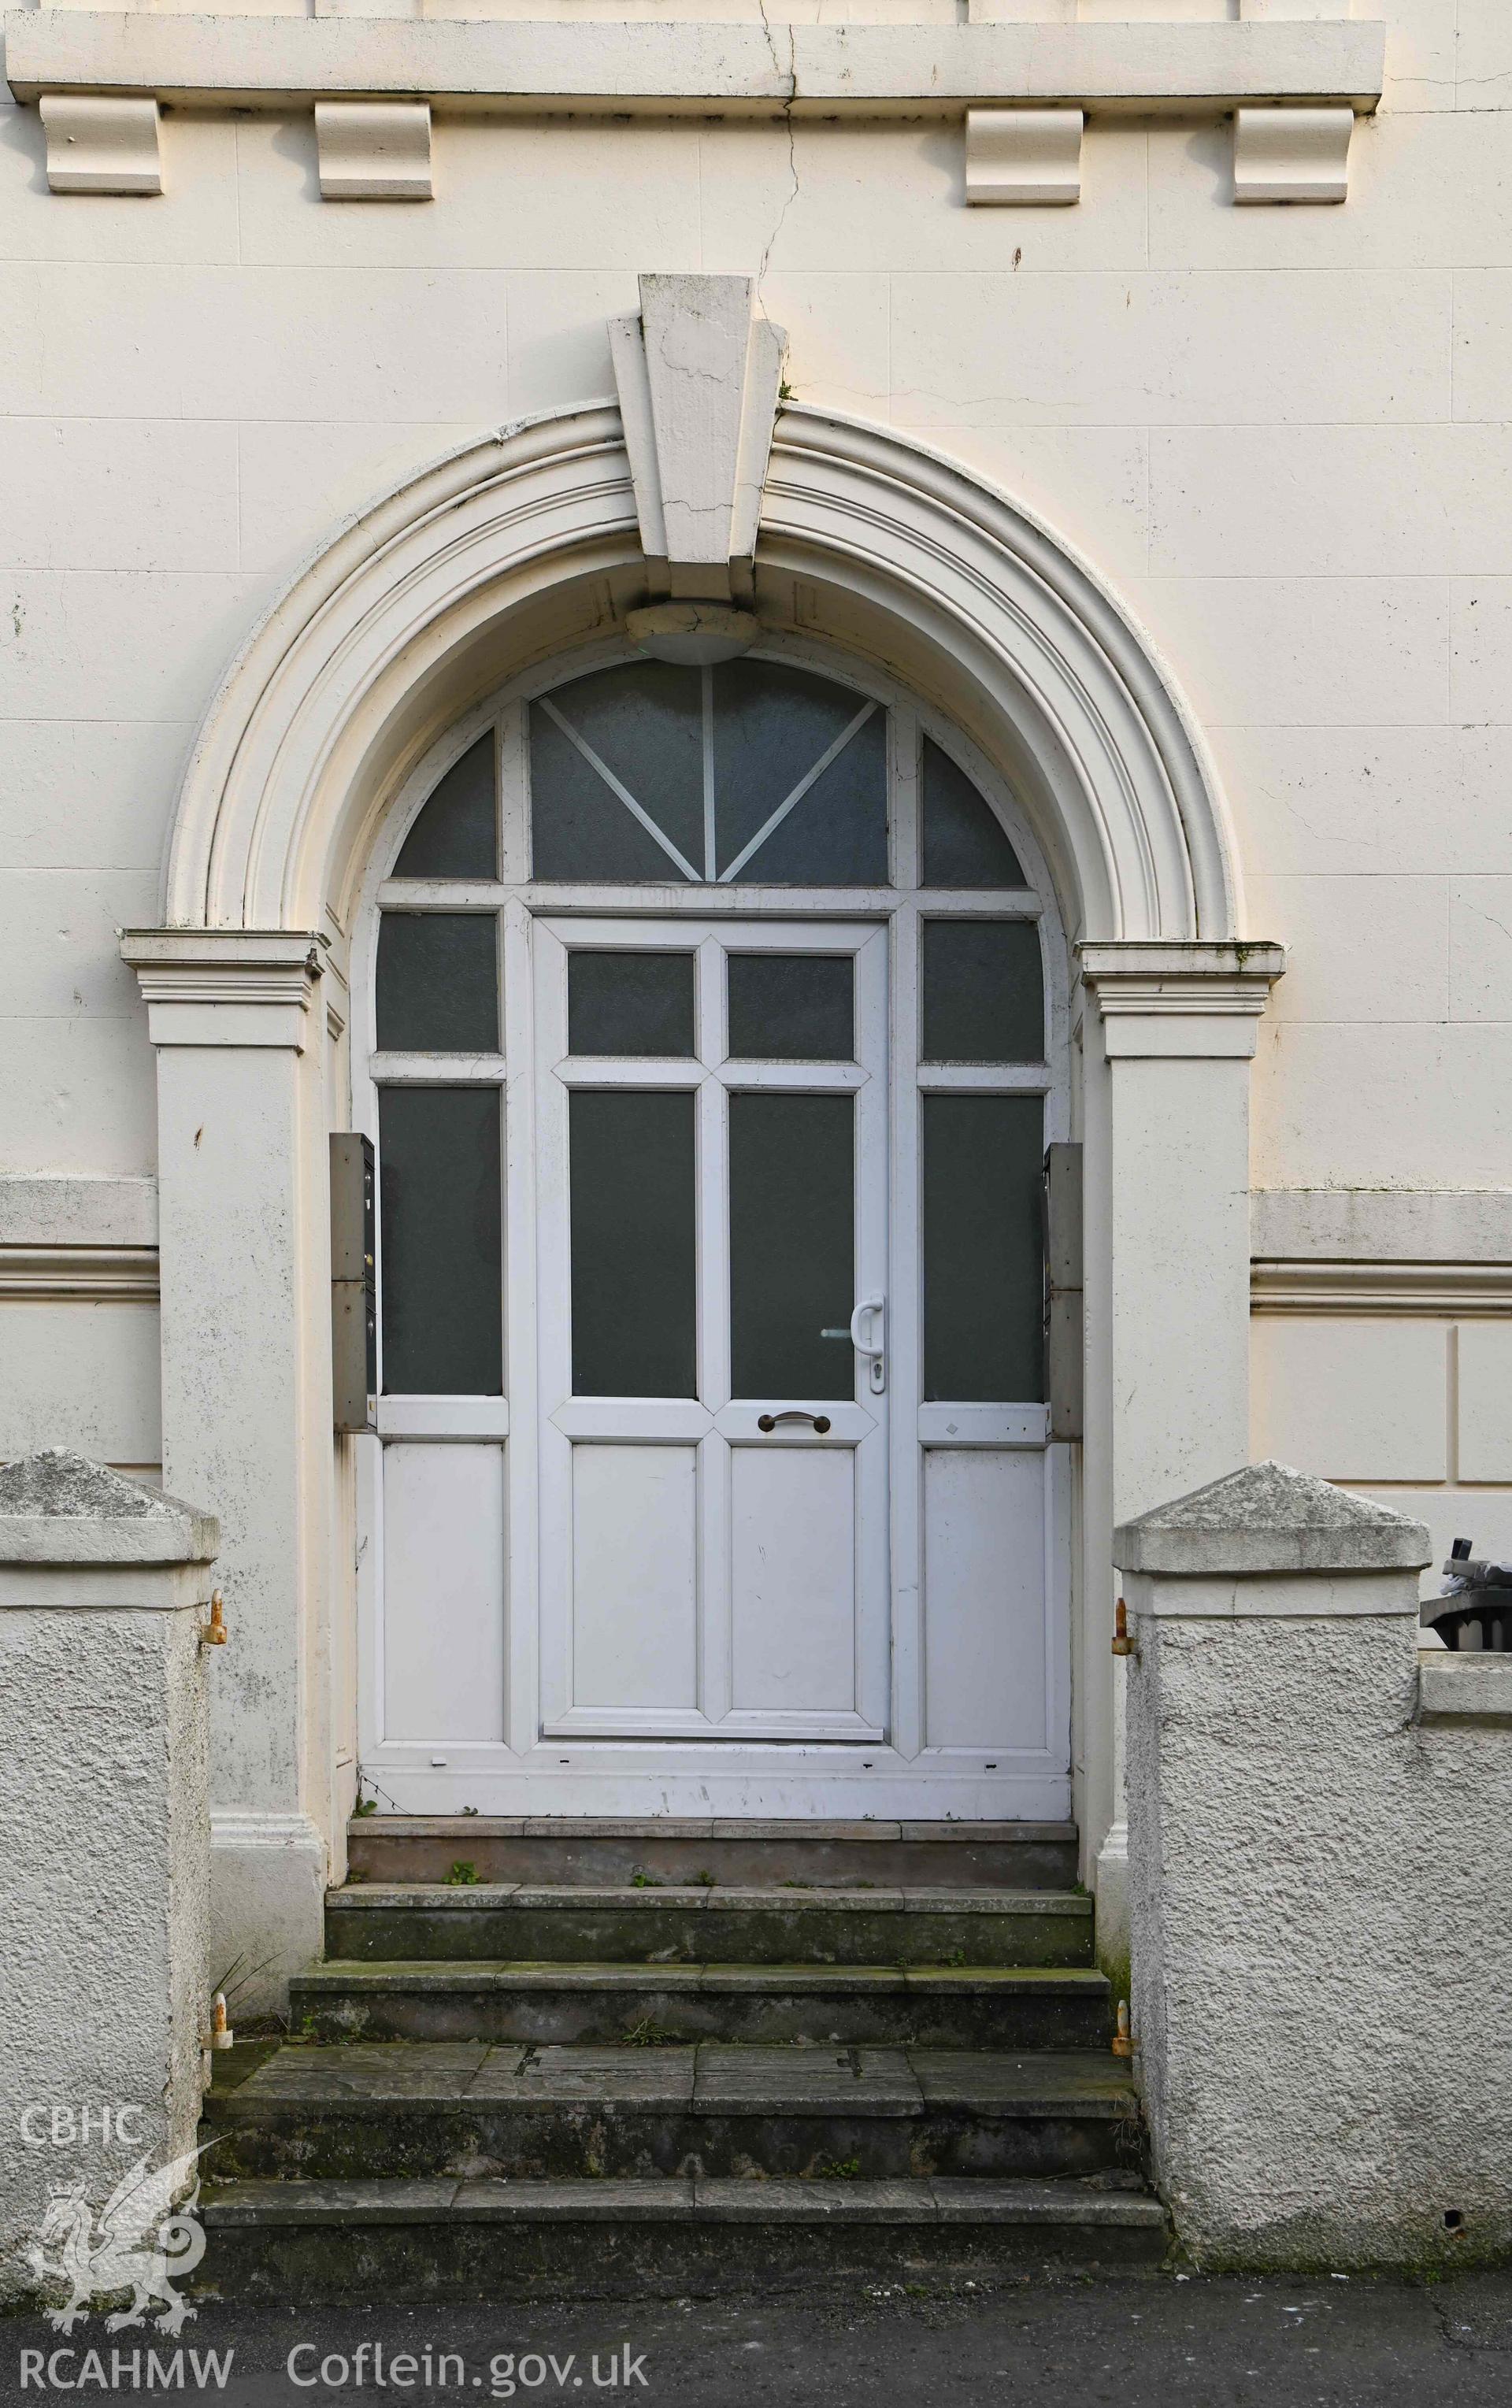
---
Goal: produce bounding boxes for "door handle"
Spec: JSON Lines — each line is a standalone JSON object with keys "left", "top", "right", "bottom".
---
{"left": 758, "top": 1410, "right": 832, "bottom": 1434}
{"left": 849, "top": 1293, "right": 886, "bottom": 1395}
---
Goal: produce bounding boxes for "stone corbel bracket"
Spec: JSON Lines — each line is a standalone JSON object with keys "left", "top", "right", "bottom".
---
{"left": 966, "top": 109, "right": 1083, "bottom": 207}
{"left": 39, "top": 93, "right": 161, "bottom": 195}
{"left": 315, "top": 98, "right": 432, "bottom": 201}
{"left": 610, "top": 274, "right": 786, "bottom": 605}
{"left": 1233, "top": 106, "right": 1354, "bottom": 205}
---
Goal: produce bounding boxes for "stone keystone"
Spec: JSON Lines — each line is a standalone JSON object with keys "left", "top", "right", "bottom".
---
{"left": 610, "top": 272, "right": 787, "bottom": 600}
{"left": 1112, "top": 1458, "right": 1432, "bottom": 1578}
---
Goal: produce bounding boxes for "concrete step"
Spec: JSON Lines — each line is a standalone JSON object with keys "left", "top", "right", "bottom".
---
{"left": 346, "top": 1817, "right": 1080, "bottom": 1893}
{"left": 199, "top": 2173, "right": 1168, "bottom": 2300}
{"left": 201, "top": 2039, "right": 1140, "bottom": 2184}
{"left": 324, "top": 1885, "right": 1094, "bottom": 1969}
{"left": 291, "top": 1959, "right": 1114, "bottom": 2050}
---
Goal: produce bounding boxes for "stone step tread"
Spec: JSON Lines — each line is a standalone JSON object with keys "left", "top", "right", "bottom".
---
{"left": 204, "top": 2174, "right": 1162, "bottom": 2232}
{"left": 328, "top": 1885, "right": 1091, "bottom": 1913}
{"left": 207, "top": 2042, "right": 1134, "bottom": 2120}
{"left": 350, "top": 1818, "right": 1076, "bottom": 1844}
{"left": 297, "top": 1960, "right": 1110, "bottom": 1995}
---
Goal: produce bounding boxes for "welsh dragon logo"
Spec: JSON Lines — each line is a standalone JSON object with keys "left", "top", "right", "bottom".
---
{"left": 26, "top": 2143, "right": 212, "bottom": 2336}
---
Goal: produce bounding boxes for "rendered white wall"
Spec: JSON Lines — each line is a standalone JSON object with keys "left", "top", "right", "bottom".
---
{"left": 1, "top": 6, "right": 1510, "bottom": 1987}
{"left": 1, "top": 19, "right": 1504, "bottom": 1192}
{"left": 0, "top": 1454, "right": 215, "bottom": 2312}
{"left": 1119, "top": 1462, "right": 1512, "bottom": 2270}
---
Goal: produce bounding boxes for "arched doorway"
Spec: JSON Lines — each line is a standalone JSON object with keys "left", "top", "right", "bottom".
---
{"left": 354, "top": 639, "right": 1070, "bottom": 1817}
{"left": 124, "top": 388, "right": 1268, "bottom": 1995}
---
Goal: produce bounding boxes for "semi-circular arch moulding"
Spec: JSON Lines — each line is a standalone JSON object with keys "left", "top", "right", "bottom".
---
{"left": 6, "top": 13, "right": 1384, "bottom": 203}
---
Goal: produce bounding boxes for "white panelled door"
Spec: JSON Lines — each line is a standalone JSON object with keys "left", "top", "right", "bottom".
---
{"left": 534, "top": 918, "right": 890, "bottom": 1742}
{"left": 358, "top": 646, "right": 1069, "bottom": 1819}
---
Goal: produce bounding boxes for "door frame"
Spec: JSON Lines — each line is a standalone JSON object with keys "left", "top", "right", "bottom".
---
{"left": 350, "top": 631, "right": 1074, "bottom": 1819}
{"left": 533, "top": 914, "right": 891, "bottom": 1744}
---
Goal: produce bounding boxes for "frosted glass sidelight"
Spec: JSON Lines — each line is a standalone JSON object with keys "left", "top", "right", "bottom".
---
{"left": 922, "top": 1094, "right": 1043, "bottom": 1403}
{"left": 376, "top": 913, "right": 499, "bottom": 1053}
{"left": 379, "top": 1086, "right": 503, "bottom": 1395}
{"left": 921, "top": 919, "right": 1044, "bottom": 1064}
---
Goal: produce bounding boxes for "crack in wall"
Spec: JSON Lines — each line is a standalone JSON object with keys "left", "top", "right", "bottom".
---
{"left": 753, "top": 0, "right": 800, "bottom": 327}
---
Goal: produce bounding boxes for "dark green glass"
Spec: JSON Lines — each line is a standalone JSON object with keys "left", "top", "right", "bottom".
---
{"left": 570, "top": 1091, "right": 697, "bottom": 1397}
{"left": 921, "top": 1095, "right": 1043, "bottom": 1403}
{"left": 379, "top": 1087, "right": 502, "bottom": 1395}
{"left": 376, "top": 914, "right": 498, "bottom": 1053}
{"left": 713, "top": 661, "right": 887, "bottom": 884}
{"left": 729, "top": 1094, "right": 854, "bottom": 1398}
{"left": 531, "top": 662, "right": 702, "bottom": 880}
{"left": 726, "top": 954, "right": 854, "bottom": 1061}
{"left": 394, "top": 733, "right": 498, "bottom": 878}
{"left": 568, "top": 952, "right": 696, "bottom": 1058}
{"left": 920, "top": 738, "right": 1026, "bottom": 888}
{"left": 921, "top": 920, "right": 1043, "bottom": 1064}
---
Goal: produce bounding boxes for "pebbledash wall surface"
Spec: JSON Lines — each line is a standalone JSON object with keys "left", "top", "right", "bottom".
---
{"left": 2, "top": 0, "right": 1512, "bottom": 2005}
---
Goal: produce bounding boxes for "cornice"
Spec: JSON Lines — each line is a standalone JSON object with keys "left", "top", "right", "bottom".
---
{"left": 1251, "top": 1260, "right": 1512, "bottom": 1319}
{"left": 1078, "top": 940, "right": 1284, "bottom": 1058}
{"left": 120, "top": 928, "right": 325, "bottom": 1047}
{"left": 3, "top": 17, "right": 1387, "bottom": 117}
{"left": 0, "top": 1246, "right": 160, "bottom": 1303}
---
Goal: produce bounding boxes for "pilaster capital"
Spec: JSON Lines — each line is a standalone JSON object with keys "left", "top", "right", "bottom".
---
{"left": 121, "top": 928, "right": 325, "bottom": 1050}
{"left": 1077, "top": 939, "right": 1285, "bottom": 1058}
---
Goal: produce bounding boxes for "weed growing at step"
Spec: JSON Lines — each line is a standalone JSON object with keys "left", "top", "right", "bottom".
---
{"left": 446, "top": 1862, "right": 480, "bottom": 1886}
{"left": 621, "top": 2017, "right": 684, "bottom": 2047}
{"left": 630, "top": 1873, "right": 663, "bottom": 1888}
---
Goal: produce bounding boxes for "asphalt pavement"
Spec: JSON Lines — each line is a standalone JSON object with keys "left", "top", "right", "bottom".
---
{"left": 8, "top": 2272, "right": 1512, "bottom": 2408}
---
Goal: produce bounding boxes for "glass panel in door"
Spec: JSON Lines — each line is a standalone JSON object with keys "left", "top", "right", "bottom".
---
{"left": 534, "top": 918, "right": 890, "bottom": 1743}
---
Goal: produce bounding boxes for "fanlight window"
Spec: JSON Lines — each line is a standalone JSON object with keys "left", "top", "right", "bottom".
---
{"left": 391, "top": 658, "right": 1031, "bottom": 894}
{"left": 529, "top": 659, "right": 888, "bottom": 885}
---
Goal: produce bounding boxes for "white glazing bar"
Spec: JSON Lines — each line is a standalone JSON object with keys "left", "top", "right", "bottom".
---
{"left": 370, "top": 1053, "right": 506, "bottom": 1082}
{"left": 702, "top": 665, "right": 717, "bottom": 884}
{"left": 498, "top": 705, "right": 529, "bottom": 887}
{"left": 376, "top": 1397, "right": 512, "bottom": 1439}
{"left": 891, "top": 706, "right": 921, "bottom": 893}
{"left": 916, "top": 1064, "right": 1052, "bottom": 1093}
{"left": 717, "top": 1061, "right": 868, "bottom": 1094}
{"left": 502, "top": 898, "right": 540, "bottom": 1761}
{"left": 697, "top": 932, "right": 728, "bottom": 1070}
{"left": 378, "top": 883, "right": 1041, "bottom": 916}
{"left": 889, "top": 895, "right": 925, "bottom": 1762}
{"left": 555, "top": 1059, "right": 705, "bottom": 1089}
{"left": 854, "top": 924, "right": 893, "bottom": 1735}
{"left": 697, "top": 944, "right": 732, "bottom": 1720}
{"left": 530, "top": 921, "right": 575, "bottom": 1735}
